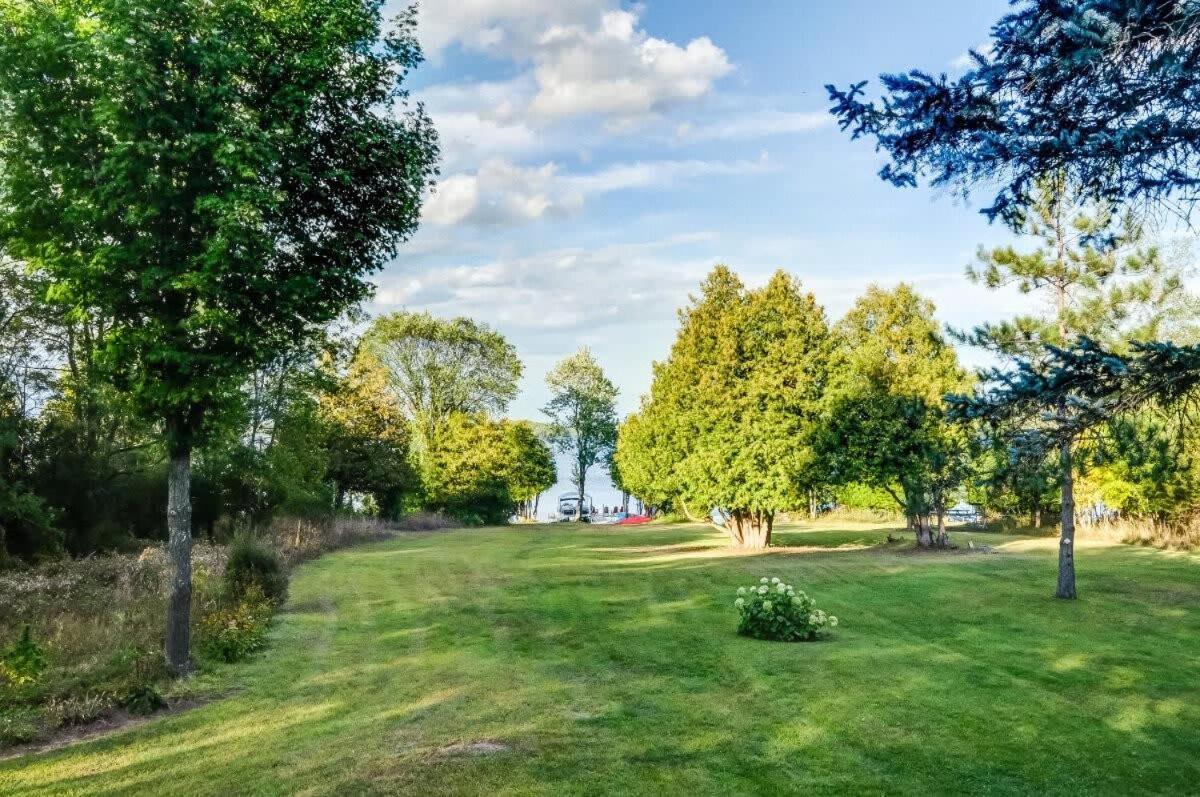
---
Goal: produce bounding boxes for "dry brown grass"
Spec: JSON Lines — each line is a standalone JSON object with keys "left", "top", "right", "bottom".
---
{"left": 1076, "top": 516, "right": 1200, "bottom": 550}
{"left": 0, "top": 515, "right": 397, "bottom": 748}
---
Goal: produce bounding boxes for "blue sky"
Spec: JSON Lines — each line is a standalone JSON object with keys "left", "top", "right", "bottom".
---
{"left": 372, "top": 0, "right": 1028, "bottom": 429}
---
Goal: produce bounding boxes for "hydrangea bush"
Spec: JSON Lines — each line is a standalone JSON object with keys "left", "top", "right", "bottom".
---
{"left": 734, "top": 577, "right": 838, "bottom": 642}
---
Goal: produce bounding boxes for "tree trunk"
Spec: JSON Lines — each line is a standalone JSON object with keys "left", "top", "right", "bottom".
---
{"left": 1057, "top": 440, "right": 1077, "bottom": 599}
{"left": 1032, "top": 507, "right": 1041, "bottom": 528}
{"left": 808, "top": 489, "right": 817, "bottom": 520}
{"left": 915, "top": 515, "right": 933, "bottom": 548}
{"left": 726, "top": 510, "right": 772, "bottom": 549}
{"left": 533, "top": 493, "right": 540, "bottom": 520}
{"left": 935, "top": 508, "right": 947, "bottom": 547}
{"left": 165, "top": 443, "right": 193, "bottom": 673}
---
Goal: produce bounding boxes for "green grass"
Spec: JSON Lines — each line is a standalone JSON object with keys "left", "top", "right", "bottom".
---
{"left": 4, "top": 522, "right": 1200, "bottom": 795}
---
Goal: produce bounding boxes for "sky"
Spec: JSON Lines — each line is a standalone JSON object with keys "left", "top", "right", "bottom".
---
{"left": 375, "top": 0, "right": 1029, "bottom": 420}
{"left": 372, "top": 1, "right": 1031, "bottom": 510}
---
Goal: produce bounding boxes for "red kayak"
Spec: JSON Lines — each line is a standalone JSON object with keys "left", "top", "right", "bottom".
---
{"left": 616, "top": 515, "right": 651, "bottom": 525}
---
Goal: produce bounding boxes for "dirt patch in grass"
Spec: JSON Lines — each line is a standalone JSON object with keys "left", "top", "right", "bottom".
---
{"left": 0, "top": 696, "right": 213, "bottom": 762}
{"left": 435, "top": 740, "right": 512, "bottom": 758}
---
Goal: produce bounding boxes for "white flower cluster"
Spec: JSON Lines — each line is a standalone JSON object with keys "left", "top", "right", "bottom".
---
{"left": 732, "top": 575, "right": 839, "bottom": 641}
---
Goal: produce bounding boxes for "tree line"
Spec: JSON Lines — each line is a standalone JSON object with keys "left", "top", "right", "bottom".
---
{"left": 615, "top": 178, "right": 1198, "bottom": 576}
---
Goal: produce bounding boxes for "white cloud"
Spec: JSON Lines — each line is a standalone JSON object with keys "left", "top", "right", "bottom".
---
{"left": 423, "top": 159, "right": 583, "bottom": 227}
{"left": 372, "top": 234, "right": 718, "bottom": 332}
{"left": 528, "top": 10, "right": 732, "bottom": 127}
{"left": 423, "top": 154, "right": 769, "bottom": 228}
{"left": 950, "top": 42, "right": 995, "bottom": 70}
{"left": 419, "top": 4, "right": 731, "bottom": 129}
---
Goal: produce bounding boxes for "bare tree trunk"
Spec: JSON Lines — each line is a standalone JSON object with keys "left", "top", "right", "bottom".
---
{"left": 534, "top": 493, "right": 540, "bottom": 519}
{"left": 1032, "top": 507, "right": 1041, "bottom": 528}
{"left": 915, "top": 515, "right": 933, "bottom": 548}
{"left": 1057, "top": 440, "right": 1077, "bottom": 599}
{"left": 808, "top": 489, "right": 817, "bottom": 520}
{"left": 725, "top": 511, "right": 745, "bottom": 546}
{"left": 935, "top": 508, "right": 947, "bottom": 547}
{"left": 165, "top": 442, "right": 193, "bottom": 673}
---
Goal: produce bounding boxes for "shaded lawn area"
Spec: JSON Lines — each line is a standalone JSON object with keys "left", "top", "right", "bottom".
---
{"left": 3, "top": 522, "right": 1200, "bottom": 795}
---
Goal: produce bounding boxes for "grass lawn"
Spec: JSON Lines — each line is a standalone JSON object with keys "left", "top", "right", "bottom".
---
{"left": 4, "top": 522, "right": 1200, "bottom": 795}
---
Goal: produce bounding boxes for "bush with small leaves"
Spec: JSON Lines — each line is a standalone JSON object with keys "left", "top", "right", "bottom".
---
{"left": 1, "top": 626, "right": 48, "bottom": 685}
{"left": 224, "top": 533, "right": 288, "bottom": 605}
{"left": 121, "top": 683, "right": 165, "bottom": 715}
{"left": 733, "top": 577, "right": 838, "bottom": 642}
{"left": 199, "top": 583, "right": 274, "bottom": 663}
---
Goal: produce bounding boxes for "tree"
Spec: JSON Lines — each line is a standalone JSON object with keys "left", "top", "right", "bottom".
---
{"left": 319, "top": 351, "right": 414, "bottom": 517}
{"left": 363, "top": 312, "right": 522, "bottom": 460}
{"left": 828, "top": 1, "right": 1200, "bottom": 226}
{"left": 543, "top": 349, "right": 619, "bottom": 523}
{"left": 0, "top": 0, "right": 438, "bottom": 670}
{"left": 963, "top": 175, "right": 1188, "bottom": 360}
{"left": 818, "top": 284, "right": 969, "bottom": 547}
{"left": 947, "top": 336, "right": 1200, "bottom": 596}
{"left": 615, "top": 266, "right": 746, "bottom": 523}
{"left": 422, "top": 415, "right": 555, "bottom": 525}
{"left": 958, "top": 176, "right": 1193, "bottom": 595}
{"left": 617, "top": 268, "right": 833, "bottom": 548}
{"left": 504, "top": 422, "right": 557, "bottom": 521}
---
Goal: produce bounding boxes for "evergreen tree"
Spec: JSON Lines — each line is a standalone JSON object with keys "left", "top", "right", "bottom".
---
{"left": 617, "top": 267, "right": 833, "bottom": 548}
{"left": 828, "top": 1, "right": 1200, "bottom": 226}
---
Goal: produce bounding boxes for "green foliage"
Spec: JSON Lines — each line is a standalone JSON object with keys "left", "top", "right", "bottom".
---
{"left": 121, "top": 683, "right": 165, "bottom": 716}
{"left": 364, "top": 312, "right": 523, "bottom": 459}
{"left": 0, "top": 626, "right": 47, "bottom": 686}
{"left": 734, "top": 577, "right": 838, "bottom": 642}
{"left": 963, "top": 176, "right": 1192, "bottom": 359}
{"left": 817, "top": 283, "right": 968, "bottom": 545}
{"left": 618, "top": 267, "right": 833, "bottom": 545}
{"left": 0, "top": 0, "right": 439, "bottom": 450}
{"left": 199, "top": 583, "right": 274, "bottom": 664}
{"left": 224, "top": 535, "right": 288, "bottom": 605}
{"left": 422, "top": 415, "right": 554, "bottom": 524}
{"left": 544, "top": 349, "right": 619, "bottom": 516}
{"left": 320, "top": 351, "right": 416, "bottom": 517}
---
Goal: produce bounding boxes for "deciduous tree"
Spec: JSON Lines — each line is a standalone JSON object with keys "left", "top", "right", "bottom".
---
{"left": 0, "top": 0, "right": 438, "bottom": 669}
{"left": 543, "top": 349, "right": 619, "bottom": 523}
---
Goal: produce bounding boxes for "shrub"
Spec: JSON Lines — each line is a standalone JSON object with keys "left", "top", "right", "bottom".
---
{"left": 224, "top": 533, "right": 288, "bottom": 604}
{"left": 1, "top": 626, "right": 48, "bottom": 685}
{"left": 121, "top": 683, "right": 165, "bottom": 715}
{"left": 199, "top": 583, "right": 274, "bottom": 663}
{"left": 733, "top": 577, "right": 838, "bottom": 642}
{"left": 0, "top": 706, "right": 40, "bottom": 746}
{"left": 392, "top": 511, "right": 458, "bottom": 532}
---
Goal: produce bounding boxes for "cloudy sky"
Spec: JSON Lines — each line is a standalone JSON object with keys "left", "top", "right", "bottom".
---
{"left": 374, "top": 0, "right": 1028, "bottom": 424}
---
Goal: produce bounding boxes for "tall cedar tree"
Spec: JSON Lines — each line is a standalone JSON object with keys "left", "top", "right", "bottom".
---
{"left": 618, "top": 267, "right": 832, "bottom": 548}
{"left": 0, "top": 0, "right": 439, "bottom": 670}
{"left": 543, "top": 349, "right": 619, "bottom": 522}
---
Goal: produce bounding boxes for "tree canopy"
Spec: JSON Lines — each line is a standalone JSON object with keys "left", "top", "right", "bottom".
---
{"left": 363, "top": 312, "right": 522, "bottom": 457}
{"left": 617, "top": 267, "right": 833, "bottom": 547}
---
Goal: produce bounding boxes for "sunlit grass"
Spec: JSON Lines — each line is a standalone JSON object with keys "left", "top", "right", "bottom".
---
{"left": 4, "top": 521, "right": 1200, "bottom": 795}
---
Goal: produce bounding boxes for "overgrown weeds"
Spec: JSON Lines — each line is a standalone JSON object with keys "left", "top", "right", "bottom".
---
{"left": 0, "top": 515, "right": 397, "bottom": 749}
